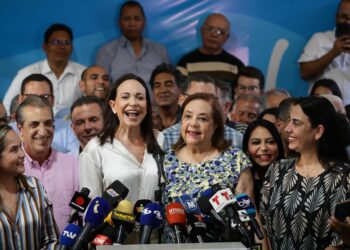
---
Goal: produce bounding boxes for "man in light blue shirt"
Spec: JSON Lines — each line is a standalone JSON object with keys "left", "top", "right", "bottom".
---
{"left": 96, "top": 1, "right": 170, "bottom": 88}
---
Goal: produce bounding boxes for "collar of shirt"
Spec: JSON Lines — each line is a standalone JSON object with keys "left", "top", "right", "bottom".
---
{"left": 120, "top": 35, "right": 150, "bottom": 52}
{"left": 23, "top": 146, "right": 56, "bottom": 169}
{"left": 42, "top": 59, "right": 75, "bottom": 76}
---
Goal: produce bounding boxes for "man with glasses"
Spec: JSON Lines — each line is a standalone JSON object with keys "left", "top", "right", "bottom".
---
{"left": 11, "top": 73, "right": 79, "bottom": 154}
{"left": 299, "top": 0, "right": 350, "bottom": 105}
{"left": 177, "top": 13, "right": 244, "bottom": 88}
{"left": 234, "top": 66, "right": 265, "bottom": 99}
{"left": 3, "top": 23, "right": 85, "bottom": 116}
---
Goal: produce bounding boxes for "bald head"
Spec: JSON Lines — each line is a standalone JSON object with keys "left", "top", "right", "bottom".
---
{"left": 200, "top": 13, "right": 230, "bottom": 55}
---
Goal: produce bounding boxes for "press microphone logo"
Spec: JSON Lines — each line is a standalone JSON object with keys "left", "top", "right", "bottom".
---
{"left": 185, "top": 200, "right": 197, "bottom": 210}
{"left": 237, "top": 198, "right": 250, "bottom": 207}
{"left": 209, "top": 188, "right": 236, "bottom": 213}
{"left": 142, "top": 208, "right": 162, "bottom": 220}
{"left": 105, "top": 188, "right": 120, "bottom": 198}
{"left": 63, "top": 230, "right": 78, "bottom": 239}
{"left": 93, "top": 201, "right": 100, "bottom": 214}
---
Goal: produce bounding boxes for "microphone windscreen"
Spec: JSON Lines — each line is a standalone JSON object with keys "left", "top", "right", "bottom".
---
{"left": 178, "top": 194, "right": 201, "bottom": 214}
{"left": 140, "top": 203, "right": 163, "bottom": 229}
{"left": 69, "top": 189, "right": 91, "bottom": 213}
{"left": 59, "top": 223, "right": 81, "bottom": 247}
{"left": 84, "top": 197, "right": 111, "bottom": 227}
{"left": 116, "top": 199, "right": 133, "bottom": 214}
{"left": 236, "top": 193, "right": 255, "bottom": 210}
{"left": 166, "top": 203, "right": 186, "bottom": 225}
{"left": 91, "top": 224, "right": 116, "bottom": 245}
{"left": 200, "top": 188, "right": 214, "bottom": 198}
{"left": 197, "top": 196, "right": 213, "bottom": 214}
{"left": 133, "top": 199, "right": 152, "bottom": 222}
{"left": 102, "top": 180, "right": 129, "bottom": 208}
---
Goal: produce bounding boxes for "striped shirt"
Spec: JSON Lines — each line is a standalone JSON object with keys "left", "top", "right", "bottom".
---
{"left": 0, "top": 176, "right": 59, "bottom": 249}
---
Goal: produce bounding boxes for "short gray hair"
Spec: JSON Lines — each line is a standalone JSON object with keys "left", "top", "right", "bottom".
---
{"left": 16, "top": 95, "right": 53, "bottom": 126}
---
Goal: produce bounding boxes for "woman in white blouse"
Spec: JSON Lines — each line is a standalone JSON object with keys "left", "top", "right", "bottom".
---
{"left": 79, "top": 73, "right": 163, "bottom": 203}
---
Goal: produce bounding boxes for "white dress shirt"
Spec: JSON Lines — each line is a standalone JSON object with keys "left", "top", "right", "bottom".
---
{"left": 79, "top": 131, "right": 164, "bottom": 204}
{"left": 3, "top": 59, "right": 86, "bottom": 114}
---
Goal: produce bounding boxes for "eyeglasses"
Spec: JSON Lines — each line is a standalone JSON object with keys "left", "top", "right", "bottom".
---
{"left": 237, "top": 85, "right": 260, "bottom": 92}
{"left": 203, "top": 25, "right": 228, "bottom": 37}
{"left": 23, "top": 93, "right": 54, "bottom": 100}
{"left": 0, "top": 116, "right": 11, "bottom": 124}
{"left": 47, "top": 39, "right": 71, "bottom": 46}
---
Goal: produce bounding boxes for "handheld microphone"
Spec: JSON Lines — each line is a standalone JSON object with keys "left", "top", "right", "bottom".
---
{"left": 236, "top": 193, "right": 264, "bottom": 240}
{"left": 139, "top": 202, "right": 163, "bottom": 244}
{"left": 102, "top": 180, "right": 129, "bottom": 208}
{"left": 91, "top": 223, "right": 116, "bottom": 246}
{"left": 111, "top": 199, "right": 135, "bottom": 244}
{"left": 71, "top": 197, "right": 110, "bottom": 250}
{"left": 210, "top": 185, "right": 252, "bottom": 246}
{"left": 59, "top": 223, "right": 81, "bottom": 249}
{"left": 67, "top": 187, "right": 91, "bottom": 224}
{"left": 177, "top": 195, "right": 206, "bottom": 243}
{"left": 133, "top": 199, "right": 152, "bottom": 222}
{"left": 165, "top": 202, "right": 186, "bottom": 243}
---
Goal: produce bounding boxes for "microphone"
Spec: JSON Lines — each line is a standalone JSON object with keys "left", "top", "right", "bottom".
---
{"left": 59, "top": 223, "right": 81, "bottom": 249}
{"left": 197, "top": 195, "right": 226, "bottom": 226}
{"left": 102, "top": 180, "right": 129, "bottom": 208}
{"left": 236, "top": 193, "right": 264, "bottom": 240}
{"left": 139, "top": 202, "right": 163, "bottom": 244}
{"left": 67, "top": 187, "right": 91, "bottom": 224}
{"left": 165, "top": 202, "right": 186, "bottom": 243}
{"left": 177, "top": 195, "right": 206, "bottom": 243}
{"left": 71, "top": 197, "right": 111, "bottom": 250}
{"left": 111, "top": 200, "right": 135, "bottom": 244}
{"left": 91, "top": 223, "right": 116, "bottom": 246}
{"left": 133, "top": 199, "right": 152, "bottom": 222}
{"left": 210, "top": 185, "right": 252, "bottom": 246}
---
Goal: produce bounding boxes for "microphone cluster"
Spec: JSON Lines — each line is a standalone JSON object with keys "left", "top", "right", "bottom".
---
{"left": 58, "top": 181, "right": 264, "bottom": 249}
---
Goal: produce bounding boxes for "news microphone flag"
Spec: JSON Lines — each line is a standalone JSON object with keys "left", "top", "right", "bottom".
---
{"left": 71, "top": 197, "right": 111, "bottom": 250}
{"left": 59, "top": 223, "right": 81, "bottom": 249}
{"left": 139, "top": 202, "right": 163, "bottom": 244}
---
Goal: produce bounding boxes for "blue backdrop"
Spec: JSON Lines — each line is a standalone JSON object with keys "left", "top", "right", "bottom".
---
{"left": 0, "top": 0, "right": 339, "bottom": 99}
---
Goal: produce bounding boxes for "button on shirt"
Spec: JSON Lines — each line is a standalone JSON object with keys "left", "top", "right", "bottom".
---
{"left": 23, "top": 149, "right": 79, "bottom": 233}
{"left": 3, "top": 59, "right": 86, "bottom": 115}
{"left": 96, "top": 36, "right": 170, "bottom": 86}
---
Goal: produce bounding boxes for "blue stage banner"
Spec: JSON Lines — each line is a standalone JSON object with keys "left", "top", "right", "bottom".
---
{"left": 0, "top": 0, "right": 338, "bottom": 99}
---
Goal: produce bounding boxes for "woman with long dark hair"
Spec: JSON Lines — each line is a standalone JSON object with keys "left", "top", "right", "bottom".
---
{"left": 261, "top": 96, "right": 350, "bottom": 249}
{"left": 242, "top": 119, "right": 284, "bottom": 210}
{"left": 80, "top": 73, "right": 163, "bottom": 203}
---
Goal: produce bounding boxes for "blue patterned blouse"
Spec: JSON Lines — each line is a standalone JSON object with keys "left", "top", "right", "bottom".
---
{"left": 164, "top": 146, "right": 252, "bottom": 200}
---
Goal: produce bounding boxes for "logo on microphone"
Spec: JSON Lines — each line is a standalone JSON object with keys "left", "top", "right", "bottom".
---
{"left": 105, "top": 188, "right": 120, "bottom": 198}
{"left": 63, "top": 230, "right": 78, "bottom": 239}
{"left": 237, "top": 198, "right": 250, "bottom": 208}
{"left": 209, "top": 188, "right": 236, "bottom": 213}
{"left": 185, "top": 200, "right": 197, "bottom": 210}
{"left": 93, "top": 202, "right": 100, "bottom": 214}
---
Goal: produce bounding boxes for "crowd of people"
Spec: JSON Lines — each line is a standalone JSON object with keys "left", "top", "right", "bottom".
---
{"left": 0, "top": 0, "right": 350, "bottom": 249}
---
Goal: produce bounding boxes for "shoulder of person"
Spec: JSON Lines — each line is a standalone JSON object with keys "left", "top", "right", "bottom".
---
{"left": 67, "top": 60, "right": 87, "bottom": 71}
{"left": 16, "top": 59, "right": 46, "bottom": 74}
{"left": 177, "top": 48, "right": 200, "bottom": 65}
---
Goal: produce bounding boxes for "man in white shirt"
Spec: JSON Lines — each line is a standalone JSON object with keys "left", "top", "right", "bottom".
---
{"left": 299, "top": 0, "right": 350, "bottom": 105}
{"left": 3, "top": 23, "right": 86, "bottom": 115}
